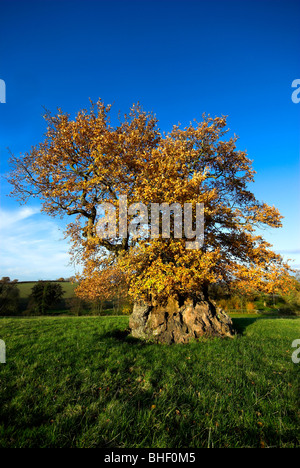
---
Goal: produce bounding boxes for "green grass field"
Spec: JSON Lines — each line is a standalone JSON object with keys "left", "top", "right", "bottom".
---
{"left": 0, "top": 315, "right": 299, "bottom": 448}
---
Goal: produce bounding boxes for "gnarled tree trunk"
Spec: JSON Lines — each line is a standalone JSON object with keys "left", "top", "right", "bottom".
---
{"left": 129, "top": 295, "right": 235, "bottom": 344}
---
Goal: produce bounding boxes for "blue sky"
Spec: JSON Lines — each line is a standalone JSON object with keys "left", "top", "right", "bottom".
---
{"left": 0, "top": 0, "right": 299, "bottom": 280}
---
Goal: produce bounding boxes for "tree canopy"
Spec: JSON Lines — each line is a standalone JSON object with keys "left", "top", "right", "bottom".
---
{"left": 8, "top": 99, "right": 293, "bottom": 304}
{"left": 27, "top": 281, "right": 64, "bottom": 315}
{"left": 0, "top": 277, "right": 19, "bottom": 316}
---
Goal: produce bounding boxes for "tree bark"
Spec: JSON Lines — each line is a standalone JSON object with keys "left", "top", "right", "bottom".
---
{"left": 129, "top": 296, "right": 235, "bottom": 344}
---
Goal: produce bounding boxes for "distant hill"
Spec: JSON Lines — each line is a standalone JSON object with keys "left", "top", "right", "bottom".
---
{"left": 17, "top": 281, "right": 77, "bottom": 300}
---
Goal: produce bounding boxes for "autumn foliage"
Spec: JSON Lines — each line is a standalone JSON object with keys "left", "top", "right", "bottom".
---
{"left": 8, "top": 100, "right": 293, "bottom": 305}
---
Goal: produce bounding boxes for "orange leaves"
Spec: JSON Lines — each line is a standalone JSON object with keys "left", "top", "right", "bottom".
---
{"left": 7, "top": 99, "right": 294, "bottom": 303}
{"left": 228, "top": 260, "right": 294, "bottom": 296}
{"left": 76, "top": 261, "right": 128, "bottom": 302}
{"left": 118, "top": 239, "right": 222, "bottom": 302}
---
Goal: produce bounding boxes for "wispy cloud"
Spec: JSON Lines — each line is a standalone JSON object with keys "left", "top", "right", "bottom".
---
{"left": 0, "top": 206, "right": 79, "bottom": 281}
{"left": 277, "top": 249, "right": 300, "bottom": 255}
{"left": 0, "top": 206, "right": 299, "bottom": 281}
{"left": 275, "top": 249, "right": 300, "bottom": 270}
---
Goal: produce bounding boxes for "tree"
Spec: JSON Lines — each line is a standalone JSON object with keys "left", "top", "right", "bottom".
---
{"left": 27, "top": 281, "right": 64, "bottom": 315}
{"left": 66, "top": 295, "right": 88, "bottom": 316}
{"left": 279, "top": 274, "right": 300, "bottom": 314}
{"left": 7, "top": 100, "right": 293, "bottom": 342}
{"left": 0, "top": 277, "right": 19, "bottom": 316}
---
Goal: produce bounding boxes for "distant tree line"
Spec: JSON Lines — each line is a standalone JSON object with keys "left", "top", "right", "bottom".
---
{"left": 0, "top": 277, "right": 132, "bottom": 316}
{"left": 0, "top": 277, "right": 20, "bottom": 316}
{"left": 0, "top": 278, "right": 65, "bottom": 316}
{"left": 209, "top": 273, "right": 300, "bottom": 315}
{"left": 1, "top": 274, "right": 299, "bottom": 317}
{"left": 26, "top": 281, "right": 65, "bottom": 315}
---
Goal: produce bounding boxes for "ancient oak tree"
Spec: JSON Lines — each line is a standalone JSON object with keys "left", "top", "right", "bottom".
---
{"left": 8, "top": 100, "right": 292, "bottom": 342}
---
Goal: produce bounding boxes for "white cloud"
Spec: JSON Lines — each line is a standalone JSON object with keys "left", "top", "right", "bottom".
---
{"left": 0, "top": 206, "right": 40, "bottom": 227}
{"left": 1, "top": 206, "right": 298, "bottom": 281}
{"left": 0, "top": 206, "right": 80, "bottom": 281}
{"left": 277, "top": 249, "right": 300, "bottom": 255}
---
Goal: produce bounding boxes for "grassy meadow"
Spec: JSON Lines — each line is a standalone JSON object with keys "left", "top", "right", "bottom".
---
{"left": 0, "top": 314, "right": 299, "bottom": 448}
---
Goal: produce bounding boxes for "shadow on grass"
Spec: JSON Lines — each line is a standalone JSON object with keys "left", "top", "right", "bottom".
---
{"left": 103, "top": 327, "right": 147, "bottom": 346}
{"left": 104, "top": 319, "right": 263, "bottom": 342}
{"left": 100, "top": 315, "right": 299, "bottom": 342}
{"left": 232, "top": 314, "right": 299, "bottom": 335}
{"left": 108, "top": 318, "right": 269, "bottom": 341}
{"left": 232, "top": 317, "right": 259, "bottom": 335}
{"left": 105, "top": 328, "right": 131, "bottom": 340}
